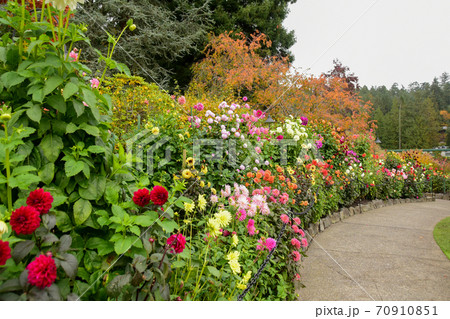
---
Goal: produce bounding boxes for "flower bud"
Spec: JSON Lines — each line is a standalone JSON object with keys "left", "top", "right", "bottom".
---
{"left": 0, "top": 113, "right": 11, "bottom": 121}
{"left": 129, "top": 24, "right": 137, "bottom": 31}
{"left": 0, "top": 221, "right": 8, "bottom": 237}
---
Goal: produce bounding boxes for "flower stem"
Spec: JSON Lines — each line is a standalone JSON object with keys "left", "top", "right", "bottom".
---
{"left": 191, "top": 241, "right": 210, "bottom": 300}
{"left": 4, "top": 126, "right": 12, "bottom": 213}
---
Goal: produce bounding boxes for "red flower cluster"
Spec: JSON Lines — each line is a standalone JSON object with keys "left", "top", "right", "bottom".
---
{"left": 133, "top": 188, "right": 151, "bottom": 207}
{"left": 10, "top": 206, "right": 41, "bottom": 235}
{"left": 150, "top": 186, "right": 168, "bottom": 206}
{"left": 166, "top": 234, "right": 186, "bottom": 254}
{"left": 0, "top": 240, "right": 11, "bottom": 266}
{"left": 26, "top": 188, "right": 53, "bottom": 215}
{"left": 26, "top": 253, "right": 57, "bottom": 289}
{"left": 133, "top": 186, "right": 169, "bottom": 207}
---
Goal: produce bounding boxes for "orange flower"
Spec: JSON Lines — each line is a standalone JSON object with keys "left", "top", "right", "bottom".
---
{"left": 292, "top": 199, "right": 296, "bottom": 204}
{"left": 256, "top": 172, "right": 263, "bottom": 179}
{"left": 268, "top": 176, "right": 275, "bottom": 184}
{"left": 254, "top": 178, "right": 261, "bottom": 184}
{"left": 247, "top": 172, "right": 254, "bottom": 178}
{"left": 276, "top": 166, "right": 283, "bottom": 173}
{"left": 279, "top": 175, "right": 285, "bottom": 181}
{"left": 245, "top": 182, "right": 250, "bottom": 187}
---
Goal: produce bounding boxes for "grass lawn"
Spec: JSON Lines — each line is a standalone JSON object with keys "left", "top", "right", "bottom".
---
{"left": 433, "top": 216, "right": 450, "bottom": 260}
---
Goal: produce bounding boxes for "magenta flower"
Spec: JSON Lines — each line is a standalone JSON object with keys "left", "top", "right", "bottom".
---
{"left": 90, "top": 78, "right": 99, "bottom": 89}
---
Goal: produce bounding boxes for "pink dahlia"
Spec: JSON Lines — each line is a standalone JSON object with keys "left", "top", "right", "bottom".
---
{"left": 150, "top": 186, "right": 168, "bottom": 206}
{"left": 27, "top": 254, "right": 57, "bottom": 289}
{"left": 0, "top": 240, "right": 11, "bottom": 266}
{"left": 10, "top": 206, "right": 41, "bottom": 235}
{"left": 133, "top": 189, "right": 151, "bottom": 207}
{"left": 167, "top": 234, "right": 186, "bottom": 254}
{"left": 27, "top": 188, "right": 53, "bottom": 215}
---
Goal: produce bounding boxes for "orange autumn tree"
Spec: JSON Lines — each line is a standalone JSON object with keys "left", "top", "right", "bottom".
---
{"left": 188, "top": 31, "right": 373, "bottom": 134}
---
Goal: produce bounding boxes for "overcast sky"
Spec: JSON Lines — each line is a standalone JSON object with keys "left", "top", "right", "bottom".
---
{"left": 283, "top": 0, "right": 450, "bottom": 88}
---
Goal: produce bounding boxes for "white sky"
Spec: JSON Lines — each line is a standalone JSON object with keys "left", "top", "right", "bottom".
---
{"left": 283, "top": 0, "right": 450, "bottom": 88}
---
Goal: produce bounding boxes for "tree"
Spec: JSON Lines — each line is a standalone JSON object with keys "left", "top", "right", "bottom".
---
{"left": 188, "top": 32, "right": 373, "bottom": 134}
{"left": 73, "top": 0, "right": 213, "bottom": 88}
{"left": 324, "top": 59, "right": 360, "bottom": 94}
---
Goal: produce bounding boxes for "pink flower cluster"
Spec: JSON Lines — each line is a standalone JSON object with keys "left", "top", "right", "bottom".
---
{"left": 256, "top": 237, "right": 277, "bottom": 251}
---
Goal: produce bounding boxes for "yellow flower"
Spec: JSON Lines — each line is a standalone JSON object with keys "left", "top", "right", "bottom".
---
{"left": 182, "top": 169, "right": 192, "bottom": 179}
{"left": 229, "top": 259, "right": 241, "bottom": 275}
{"left": 207, "top": 182, "right": 211, "bottom": 188}
{"left": 184, "top": 202, "right": 195, "bottom": 213}
{"left": 226, "top": 251, "right": 240, "bottom": 262}
{"left": 243, "top": 271, "right": 252, "bottom": 283}
{"left": 215, "top": 210, "right": 231, "bottom": 228}
{"left": 185, "top": 131, "right": 190, "bottom": 138}
{"left": 211, "top": 187, "right": 217, "bottom": 195}
{"left": 200, "top": 181, "right": 205, "bottom": 188}
{"left": 178, "top": 134, "right": 185, "bottom": 141}
{"left": 0, "top": 220, "right": 8, "bottom": 237}
{"left": 237, "top": 283, "right": 247, "bottom": 290}
{"left": 144, "top": 122, "right": 152, "bottom": 130}
{"left": 198, "top": 194, "right": 207, "bottom": 211}
{"left": 186, "top": 157, "right": 195, "bottom": 167}
{"left": 201, "top": 165, "right": 208, "bottom": 174}
{"left": 152, "top": 127, "right": 160, "bottom": 135}
{"left": 183, "top": 219, "right": 191, "bottom": 224}
{"left": 231, "top": 234, "right": 239, "bottom": 247}
{"left": 207, "top": 218, "right": 221, "bottom": 238}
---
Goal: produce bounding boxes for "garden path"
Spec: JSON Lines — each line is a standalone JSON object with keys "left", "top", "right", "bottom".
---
{"left": 296, "top": 200, "right": 450, "bottom": 300}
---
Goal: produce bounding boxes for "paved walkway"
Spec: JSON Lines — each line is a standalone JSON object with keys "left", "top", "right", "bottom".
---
{"left": 296, "top": 200, "right": 450, "bottom": 300}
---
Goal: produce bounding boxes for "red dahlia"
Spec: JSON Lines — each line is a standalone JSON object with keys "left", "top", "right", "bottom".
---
{"left": 166, "top": 233, "right": 186, "bottom": 254}
{"left": 26, "top": 188, "right": 53, "bottom": 215}
{"left": 10, "top": 206, "right": 41, "bottom": 235}
{"left": 150, "top": 185, "right": 168, "bottom": 206}
{"left": 0, "top": 240, "right": 11, "bottom": 266}
{"left": 133, "top": 188, "right": 151, "bottom": 207}
{"left": 27, "top": 253, "right": 57, "bottom": 289}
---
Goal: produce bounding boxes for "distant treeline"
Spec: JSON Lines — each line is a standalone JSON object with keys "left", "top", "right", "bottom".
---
{"left": 359, "top": 73, "right": 450, "bottom": 150}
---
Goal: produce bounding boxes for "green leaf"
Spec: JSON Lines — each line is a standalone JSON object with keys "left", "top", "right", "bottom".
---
{"left": 11, "top": 165, "right": 36, "bottom": 176}
{"left": 39, "top": 134, "right": 64, "bottom": 162}
{"left": 79, "top": 123, "right": 100, "bottom": 136}
{"left": 59, "top": 253, "right": 78, "bottom": 278}
{"left": 114, "top": 237, "right": 133, "bottom": 255}
{"left": 38, "top": 163, "right": 55, "bottom": 185}
{"left": 0, "top": 279, "right": 21, "bottom": 294}
{"left": 72, "top": 100, "right": 85, "bottom": 117}
{"left": 73, "top": 198, "right": 92, "bottom": 225}
{"left": 106, "top": 274, "right": 131, "bottom": 298}
{"left": 86, "top": 237, "right": 114, "bottom": 256}
{"left": 62, "top": 82, "right": 79, "bottom": 100}
{"left": 0, "top": 72, "right": 25, "bottom": 89}
{"left": 43, "top": 75, "right": 63, "bottom": 96}
{"left": 129, "top": 225, "right": 140, "bottom": 236}
{"left": 79, "top": 175, "right": 106, "bottom": 201}
{"left": 134, "top": 211, "right": 159, "bottom": 227}
{"left": 26, "top": 104, "right": 42, "bottom": 123}
{"left": 157, "top": 219, "right": 178, "bottom": 233}
{"left": 65, "top": 159, "right": 84, "bottom": 177}
{"left": 111, "top": 205, "right": 125, "bottom": 219}
{"left": 81, "top": 88, "right": 97, "bottom": 108}
{"left": 58, "top": 235, "right": 72, "bottom": 253}
{"left": 46, "top": 95, "right": 66, "bottom": 113}
{"left": 66, "top": 123, "right": 78, "bottom": 133}
{"left": 104, "top": 182, "right": 120, "bottom": 205}
{"left": 32, "top": 88, "right": 44, "bottom": 103}
{"left": 12, "top": 240, "right": 35, "bottom": 263}
{"left": 55, "top": 210, "right": 72, "bottom": 232}
{"left": 172, "top": 260, "right": 186, "bottom": 268}
{"left": 8, "top": 174, "right": 40, "bottom": 189}
{"left": 87, "top": 145, "right": 105, "bottom": 154}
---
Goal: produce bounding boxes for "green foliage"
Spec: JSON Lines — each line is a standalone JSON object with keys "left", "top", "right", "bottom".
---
{"left": 433, "top": 216, "right": 450, "bottom": 260}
